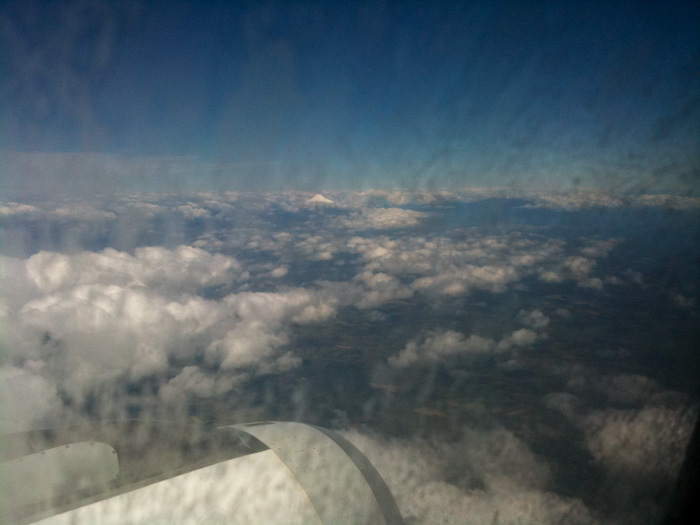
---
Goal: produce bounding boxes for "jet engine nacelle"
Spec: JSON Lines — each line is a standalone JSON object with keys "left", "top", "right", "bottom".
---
{"left": 0, "top": 420, "right": 403, "bottom": 524}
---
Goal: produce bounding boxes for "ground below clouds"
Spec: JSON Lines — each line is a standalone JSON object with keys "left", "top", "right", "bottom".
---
{"left": 1, "top": 189, "right": 699, "bottom": 524}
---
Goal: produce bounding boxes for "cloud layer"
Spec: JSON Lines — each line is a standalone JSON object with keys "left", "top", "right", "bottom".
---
{"left": 0, "top": 188, "right": 697, "bottom": 523}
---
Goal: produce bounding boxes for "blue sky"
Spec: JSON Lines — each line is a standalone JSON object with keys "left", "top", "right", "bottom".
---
{"left": 1, "top": 1, "right": 699, "bottom": 194}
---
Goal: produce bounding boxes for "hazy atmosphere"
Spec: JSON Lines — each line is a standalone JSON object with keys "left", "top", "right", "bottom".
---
{"left": 1, "top": 2, "right": 699, "bottom": 524}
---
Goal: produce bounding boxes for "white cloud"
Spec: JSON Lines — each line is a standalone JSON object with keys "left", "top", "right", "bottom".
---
{"left": 388, "top": 330, "right": 495, "bottom": 367}
{"left": 351, "top": 271, "right": 412, "bottom": 308}
{"left": 578, "top": 277, "right": 603, "bottom": 289}
{"left": 331, "top": 188, "right": 460, "bottom": 209}
{"left": 270, "top": 266, "right": 288, "bottom": 278}
{"left": 581, "top": 239, "right": 617, "bottom": 258}
{"left": 539, "top": 361, "right": 695, "bottom": 522}
{"left": 496, "top": 328, "right": 542, "bottom": 352}
{"left": 388, "top": 324, "right": 544, "bottom": 367}
{"left": 206, "top": 321, "right": 289, "bottom": 369}
{"left": 518, "top": 309, "right": 550, "bottom": 329}
{"left": 295, "top": 234, "right": 340, "bottom": 261}
{"left": 562, "top": 370, "right": 686, "bottom": 408}
{"left": 602, "top": 374, "right": 672, "bottom": 405}
{"left": 119, "top": 201, "right": 165, "bottom": 218}
{"left": 222, "top": 289, "right": 336, "bottom": 325}
{"left": 292, "top": 302, "right": 335, "bottom": 323}
{"left": 563, "top": 256, "right": 596, "bottom": 279}
{"left": 539, "top": 270, "right": 563, "bottom": 283}
{"left": 1, "top": 189, "right": 695, "bottom": 525}
{"left": 0, "top": 200, "right": 118, "bottom": 221}
{"left": 554, "top": 308, "right": 570, "bottom": 317}
{"left": 24, "top": 246, "right": 244, "bottom": 295}
{"left": 631, "top": 194, "right": 700, "bottom": 210}
{"left": 189, "top": 215, "right": 612, "bottom": 305}
{"left": 333, "top": 207, "right": 428, "bottom": 230}
{"left": 5, "top": 241, "right": 338, "bottom": 410}
{"left": 539, "top": 253, "right": 605, "bottom": 289}
{"left": 412, "top": 264, "right": 521, "bottom": 296}
{"left": 206, "top": 221, "right": 606, "bottom": 307}
{"left": 523, "top": 189, "right": 624, "bottom": 210}
{"left": 17, "top": 285, "right": 194, "bottom": 390}
{"left": 672, "top": 294, "right": 696, "bottom": 309}
{"left": 0, "top": 202, "right": 42, "bottom": 216}
{"left": 583, "top": 406, "right": 695, "bottom": 491}
{"left": 623, "top": 269, "right": 644, "bottom": 285}
{"left": 347, "top": 234, "right": 566, "bottom": 298}
{"left": 341, "top": 427, "right": 597, "bottom": 525}
{"left": 522, "top": 191, "right": 700, "bottom": 210}
{"left": 176, "top": 203, "right": 211, "bottom": 219}
{"left": 161, "top": 366, "right": 225, "bottom": 400}
{"left": 51, "top": 205, "right": 117, "bottom": 221}
{"left": 0, "top": 366, "right": 65, "bottom": 432}
{"left": 544, "top": 392, "right": 584, "bottom": 420}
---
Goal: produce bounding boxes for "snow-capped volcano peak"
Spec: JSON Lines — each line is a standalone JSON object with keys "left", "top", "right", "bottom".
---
{"left": 308, "top": 194, "right": 334, "bottom": 204}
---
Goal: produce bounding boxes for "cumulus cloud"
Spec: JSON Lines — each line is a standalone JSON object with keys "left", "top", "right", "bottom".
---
{"left": 631, "top": 194, "right": 700, "bottom": 210}
{"left": 518, "top": 309, "right": 550, "bottom": 329}
{"left": 578, "top": 277, "right": 603, "bottom": 289}
{"left": 16, "top": 285, "right": 207, "bottom": 391}
{"left": 333, "top": 207, "right": 428, "bottom": 230}
{"left": 540, "top": 253, "right": 606, "bottom": 289}
{"left": 413, "top": 264, "right": 520, "bottom": 296}
{"left": 0, "top": 202, "right": 42, "bottom": 216}
{"left": 581, "top": 239, "right": 617, "bottom": 258}
{"left": 270, "top": 266, "right": 288, "bottom": 278}
{"left": 540, "top": 363, "right": 695, "bottom": 524}
{"left": 389, "top": 325, "right": 544, "bottom": 367}
{"left": 295, "top": 234, "right": 340, "bottom": 261}
{"left": 206, "top": 321, "right": 290, "bottom": 370}
{"left": 351, "top": 271, "right": 412, "bottom": 308}
{"left": 543, "top": 392, "right": 584, "bottom": 420}
{"left": 584, "top": 406, "right": 694, "bottom": 479}
{"left": 563, "top": 256, "right": 596, "bottom": 280}
{"left": 191, "top": 209, "right": 612, "bottom": 305}
{"left": 24, "top": 246, "right": 245, "bottom": 295}
{"left": 1, "top": 237, "right": 338, "bottom": 424}
{"left": 176, "top": 203, "right": 211, "bottom": 219}
{"left": 388, "top": 330, "right": 495, "bottom": 367}
{"left": 226, "top": 222, "right": 605, "bottom": 305}
{"left": 341, "top": 427, "right": 597, "bottom": 525}
{"left": 0, "top": 365, "right": 65, "bottom": 432}
{"left": 582, "top": 406, "right": 696, "bottom": 523}
{"left": 672, "top": 293, "right": 696, "bottom": 309}
{"left": 1, "top": 188, "right": 696, "bottom": 525}
{"left": 330, "top": 188, "right": 461, "bottom": 209}
{"left": 562, "top": 370, "right": 686, "bottom": 409}
{"left": 51, "top": 205, "right": 117, "bottom": 222}
{"left": 3, "top": 286, "right": 336, "bottom": 422}
{"left": 523, "top": 190, "right": 624, "bottom": 210}
{"left": 0, "top": 199, "right": 118, "bottom": 221}
{"left": 346, "top": 234, "right": 567, "bottom": 298}
{"left": 118, "top": 200, "right": 165, "bottom": 218}
{"left": 539, "top": 270, "right": 563, "bottom": 283}
{"left": 623, "top": 269, "right": 644, "bottom": 285}
{"left": 160, "top": 365, "right": 243, "bottom": 401}
{"left": 525, "top": 191, "right": 700, "bottom": 211}
{"left": 496, "top": 328, "right": 542, "bottom": 352}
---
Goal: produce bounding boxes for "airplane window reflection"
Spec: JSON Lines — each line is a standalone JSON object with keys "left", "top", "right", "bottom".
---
{"left": 1, "top": 2, "right": 698, "bottom": 524}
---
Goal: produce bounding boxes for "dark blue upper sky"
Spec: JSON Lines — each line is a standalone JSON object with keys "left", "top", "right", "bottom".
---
{"left": 1, "top": 1, "right": 698, "bottom": 193}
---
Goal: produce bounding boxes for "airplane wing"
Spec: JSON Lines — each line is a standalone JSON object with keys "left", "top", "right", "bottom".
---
{"left": 0, "top": 420, "right": 404, "bottom": 524}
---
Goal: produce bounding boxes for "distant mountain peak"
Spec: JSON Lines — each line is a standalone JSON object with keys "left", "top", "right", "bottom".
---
{"left": 308, "top": 194, "right": 334, "bottom": 204}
